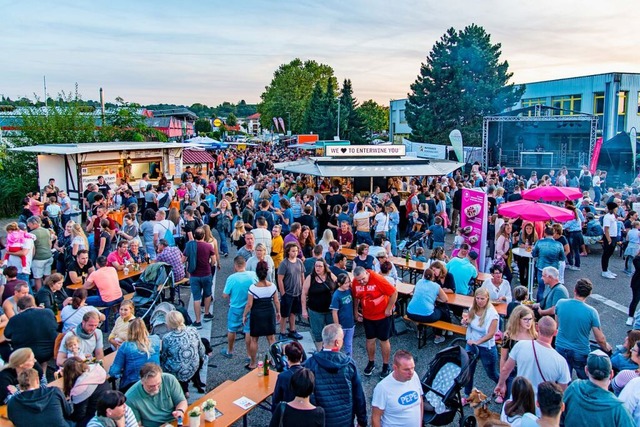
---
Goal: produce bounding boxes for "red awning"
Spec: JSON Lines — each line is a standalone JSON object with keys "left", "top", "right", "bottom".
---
{"left": 182, "top": 149, "right": 215, "bottom": 164}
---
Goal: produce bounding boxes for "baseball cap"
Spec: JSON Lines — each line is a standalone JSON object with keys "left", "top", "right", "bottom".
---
{"left": 587, "top": 349, "right": 612, "bottom": 380}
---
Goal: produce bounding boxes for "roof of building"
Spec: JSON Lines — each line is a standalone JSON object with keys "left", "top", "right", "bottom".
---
{"left": 518, "top": 71, "right": 640, "bottom": 86}
{"left": 182, "top": 149, "right": 215, "bottom": 164}
{"left": 10, "top": 142, "right": 192, "bottom": 155}
{"left": 150, "top": 108, "right": 198, "bottom": 121}
{"left": 246, "top": 113, "right": 261, "bottom": 120}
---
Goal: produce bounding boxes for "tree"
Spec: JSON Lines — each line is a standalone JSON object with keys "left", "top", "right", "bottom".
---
{"left": 406, "top": 24, "right": 524, "bottom": 146}
{"left": 358, "top": 100, "right": 389, "bottom": 138}
{"left": 339, "top": 79, "right": 367, "bottom": 144}
{"left": 258, "top": 58, "right": 337, "bottom": 134}
{"left": 194, "top": 118, "right": 212, "bottom": 134}
{"left": 303, "top": 82, "right": 325, "bottom": 136}
{"left": 226, "top": 112, "right": 238, "bottom": 127}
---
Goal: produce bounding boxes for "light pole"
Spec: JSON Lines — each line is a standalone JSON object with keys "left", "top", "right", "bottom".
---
{"left": 286, "top": 111, "right": 291, "bottom": 134}
{"left": 336, "top": 97, "right": 341, "bottom": 140}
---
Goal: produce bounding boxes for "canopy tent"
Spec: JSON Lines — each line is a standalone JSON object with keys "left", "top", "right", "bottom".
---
{"left": 274, "top": 156, "right": 464, "bottom": 177}
{"left": 182, "top": 149, "right": 215, "bottom": 164}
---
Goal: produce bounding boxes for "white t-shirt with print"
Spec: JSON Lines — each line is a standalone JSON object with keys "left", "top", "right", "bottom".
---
{"left": 372, "top": 372, "right": 422, "bottom": 427}
{"left": 466, "top": 305, "right": 499, "bottom": 348}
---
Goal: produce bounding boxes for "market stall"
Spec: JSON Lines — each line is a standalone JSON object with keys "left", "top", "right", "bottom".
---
{"left": 11, "top": 141, "right": 192, "bottom": 208}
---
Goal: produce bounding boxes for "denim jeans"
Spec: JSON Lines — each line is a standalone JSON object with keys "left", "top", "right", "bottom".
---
{"left": 567, "top": 231, "right": 582, "bottom": 268}
{"left": 536, "top": 269, "right": 545, "bottom": 303}
{"left": 308, "top": 309, "right": 333, "bottom": 343}
{"left": 86, "top": 294, "right": 123, "bottom": 308}
{"left": 556, "top": 347, "right": 588, "bottom": 380}
{"left": 389, "top": 227, "right": 398, "bottom": 256}
{"left": 465, "top": 344, "right": 500, "bottom": 396}
{"left": 342, "top": 326, "right": 355, "bottom": 357}
{"left": 217, "top": 227, "right": 229, "bottom": 254}
{"left": 356, "top": 230, "right": 373, "bottom": 245}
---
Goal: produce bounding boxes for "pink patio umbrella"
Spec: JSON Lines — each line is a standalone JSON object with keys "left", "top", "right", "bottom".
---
{"left": 521, "top": 186, "right": 583, "bottom": 202}
{"left": 497, "top": 199, "right": 576, "bottom": 222}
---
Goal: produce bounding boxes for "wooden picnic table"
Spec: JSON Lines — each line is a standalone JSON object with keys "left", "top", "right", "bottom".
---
{"left": 173, "top": 368, "right": 279, "bottom": 427}
{"left": 395, "top": 283, "right": 507, "bottom": 316}
{"left": 66, "top": 263, "right": 148, "bottom": 291}
{"left": 107, "top": 209, "right": 125, "bottom": 226}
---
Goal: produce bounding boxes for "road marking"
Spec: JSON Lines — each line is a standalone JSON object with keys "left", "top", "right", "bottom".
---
{"left": 590, "top": 294, "right": 627, "bottom": 314}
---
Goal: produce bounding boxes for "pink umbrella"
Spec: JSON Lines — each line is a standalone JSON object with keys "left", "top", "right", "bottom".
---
{"left": 522, "top": 186, "right": 583, "bottom": 202}
{"left": 498, "top": 199, "right": 575, "bottom": 222}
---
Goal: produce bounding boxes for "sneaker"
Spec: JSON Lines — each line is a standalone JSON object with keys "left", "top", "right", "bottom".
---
{"left": 602, "top": 271, "right": 616, "bottom": 279}
{"left": 446, "top": 331, "right": 454, "bottom": 336}
{"left": 434, "top": 336, "right": 446, "bottom": 344}
{"left": 607, "top": 270, "right": 618, "bottom": 277}
{"left": 279, "top": 332, "right": 288, "bottom": 340}
{"left": 627, "top": 317, "right": 634, "bottom": 326}
{"left": 379, "top": 365, "right": 391, "bottom": 378}
{"left": 364, "top": 361, "right": 375, "bottom": 376}
{"left": 193, "top": 321, "right": 203, "bottom": 329}
{"left": 204, "top": 313, "right": 214, "bottom": 322}
{"left": 567, "top": 265, "right": 579, "bottom": 271}
{"left": 219, "top": 349, "right": 233, "bottom": 359}
{"left": 288, "top": 330, "right": 303, "bottom": 340}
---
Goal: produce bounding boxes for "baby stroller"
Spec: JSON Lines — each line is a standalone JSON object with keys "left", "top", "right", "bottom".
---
{"left": 269, "top": 338, "right": 308, "bottom": 372}
{"left": 132, "top": 263, "right": 173, "bottom": 322}
{"left": 149, "top": 302, "right": 176, "bottom": 339}
{"left": 398, "top": 231, "right": 427, "bottom": 257}
{"left": 421, "top": 341, "right": 478, "bottom": 427}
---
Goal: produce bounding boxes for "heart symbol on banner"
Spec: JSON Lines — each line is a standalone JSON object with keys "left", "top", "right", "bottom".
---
{"left": 341, "top": 148, "right": 347, "bottom": 153}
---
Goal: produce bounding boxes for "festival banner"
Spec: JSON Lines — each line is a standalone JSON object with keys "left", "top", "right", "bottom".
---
{"left": 278, "top": 117, "right": 286, "bottom": 133}
{"left": 460, "top": 188, "right": 488, "bottom": 272}
{"left": 589, "top": 137, "right": 603, "bottom": 175}
{"left": 272, "top": 117, "right": 280, "bottom": 132}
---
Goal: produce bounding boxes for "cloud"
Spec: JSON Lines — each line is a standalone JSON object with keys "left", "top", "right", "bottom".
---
{"left": 1, "top": 0, "right": 639, "bottom": 106}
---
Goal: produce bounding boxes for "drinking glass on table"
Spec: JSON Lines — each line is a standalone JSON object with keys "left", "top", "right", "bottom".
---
{"left": 461, "top": 309, "right": 469, "bottom": 325}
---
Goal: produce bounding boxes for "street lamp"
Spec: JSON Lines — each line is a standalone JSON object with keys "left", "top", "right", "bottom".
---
{"left": 336, "top": 97, "right": 341, "bottom": 140}
{"left": 285, "top": 111, "right": 291, "bottom": 134}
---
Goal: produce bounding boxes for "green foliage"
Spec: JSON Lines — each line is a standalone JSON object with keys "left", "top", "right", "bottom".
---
{"left": 226, "top": 113, "right": 238, "bottom": 127}
{"left": 194, "top": 118, "right": 213, "bottom": 134}
{"left": 304, "top": 82, "right": 326, "bottom": 137}
{"left": 358, "top": 100, "right": 389, "bottom": 137}
{"left": 339, "top": 79, "right": 367, "bottom": 145}
{"left": 258, "top": 58, "right": 337, "bottom": 134}
{"left": 108, "top": 97, "right": 146, "bottom": 129}
{"left": 406, "top": 24, "right": 525, "bottom": 146}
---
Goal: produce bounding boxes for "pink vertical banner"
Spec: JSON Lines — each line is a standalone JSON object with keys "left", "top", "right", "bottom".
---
{"left": 589, "top": 137, "right": 603, "bottom": 175}
{"left": 460, "top": 188, "right": 488, "bottom": 272}
{"left": 278, "top": 117, "right": 286, "bottom": 133}
{"left": 273, "top": 117, "right": 280, "bottom": 132}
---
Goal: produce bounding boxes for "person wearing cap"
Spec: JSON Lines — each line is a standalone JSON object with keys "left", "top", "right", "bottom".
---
{"left": 562, "top": 350, "right": 634, "bottom": 427}
{"left": 602, "top": 201, "right": 620, "bottom": 279}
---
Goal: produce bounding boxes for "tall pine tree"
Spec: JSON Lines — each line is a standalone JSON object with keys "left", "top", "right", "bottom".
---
{"left": 304, "top": 81, "right": 325, "bottom": 135}
{"left": 406, "top": 24, "right": 524, "bottom": 146}
{"left": 339, "top": 79, "right": 367, "bottom": 144}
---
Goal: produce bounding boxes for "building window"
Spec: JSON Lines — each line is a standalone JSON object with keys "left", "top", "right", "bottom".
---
{"left": 551, "top": 95, "right": 582, "bottom": 115}
{"left": 521, "top": 98, "right": 546, "bottom": 116}
{"left": 618, "top": 91, "right": 627, "bottom": 115}
{"left": 399, "top": 109, "right": 406, "bottom": 123}
{"left": 593, "top": 92, "right": 604, "bottom": 115}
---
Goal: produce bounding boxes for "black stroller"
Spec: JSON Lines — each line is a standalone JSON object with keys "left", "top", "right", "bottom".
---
{"left": 132, "top": 263, "right": 174, "bottom": 322}
{"left": 421, "top": 342, "right": 478, "bottom": 427}
{"left": 269, "top": 338, "right": 308, "bottom": 372}
{"left": 398, "top": 231, "right": 428, "bottom": 257}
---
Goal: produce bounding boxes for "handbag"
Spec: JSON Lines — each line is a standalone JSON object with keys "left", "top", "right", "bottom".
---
{"left": 531, "top": 340, "right": 547, "bottom": 382}
{"left": 278, "top": 402, "right": 287, "bottom": 427}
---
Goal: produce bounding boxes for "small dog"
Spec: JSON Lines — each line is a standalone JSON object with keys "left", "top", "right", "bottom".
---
{"left": 467, "top": 388, "right": 507, "bottom": 427}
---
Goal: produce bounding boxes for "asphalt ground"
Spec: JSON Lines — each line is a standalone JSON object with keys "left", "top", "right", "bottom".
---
{"left": 185, "top": 231, "right": 633, "bottom": 427}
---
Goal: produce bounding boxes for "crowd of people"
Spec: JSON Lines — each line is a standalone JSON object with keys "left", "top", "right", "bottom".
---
{"left": 1, "top": 143, "right": 640, "bottom": 426}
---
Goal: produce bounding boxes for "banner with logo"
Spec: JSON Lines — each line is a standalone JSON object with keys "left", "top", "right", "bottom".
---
{"left": 449, "top": 129, "right": 464, "bottom": 162}
{"left": 272, "top": 117, "right": 280, "bottom": 132}
{"left": 460, "top": 188, "right": 488, "bottom": 272}
{"left": 589, "top": 137, "right": 603, "bottom": 175}
{"left": 278, "top": 117, "right": 286, "bottom": 133}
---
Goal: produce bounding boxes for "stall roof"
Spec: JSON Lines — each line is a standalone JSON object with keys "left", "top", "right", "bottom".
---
{"left": 274, "top": 156, "right": 464, "bottom": 177}
{"left": 183, "top": 149, "right": 215, "bottom": 164}
{"left": 10, "top": 142, "right": 192, "bottom": 155}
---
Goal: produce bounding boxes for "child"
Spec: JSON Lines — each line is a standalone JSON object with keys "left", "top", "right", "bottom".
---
{"left": 452, "top": 228, "right": 465, "bottom": 251}
{"left": 330, "top": 273, "right": 355, "bottom": 357}
{"left": 63, "top": 335, "right": 86, "bottom": 361}
{"left": 3, "top": 222, "right": 36, "bottom": 272}
{"left": 427, "top": 216, "right": 446, "bottom": 249}
{"left": 412, "top": 247, "right": 427, "bottom": 262}
{"left": 45, "top": 197, "right": 61, "bottom": 232}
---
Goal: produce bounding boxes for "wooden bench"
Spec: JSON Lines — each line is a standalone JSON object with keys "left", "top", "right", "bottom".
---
{"left": 403, "top": 316, "right": 467, "bottom": 349}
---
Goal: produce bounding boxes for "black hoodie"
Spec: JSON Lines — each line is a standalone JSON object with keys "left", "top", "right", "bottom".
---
{"left": 7, "top": 387, "right": 73, "bottom": 427}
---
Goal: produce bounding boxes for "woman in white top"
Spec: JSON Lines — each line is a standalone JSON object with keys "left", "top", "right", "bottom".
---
{"left": 318, "top": 229, "right": 336, "bottom": 257}
{"left": 500, "top": 376, "right": 537, "bottom": 427}
{"left": 462, "top": 287, "right": 500, "bottom": 400}
{"left": 372, "top": 203, "right": 390, "bottom": 238}
{"left": 70, "top": 223, "right": 89, "bottom": 257}
{"left": 602, "top": 201, "right": 619, "bottom": 279}
{"left": 60, "top": 289, "right": 105, "bottom": 333}
{"left": 246, "top": 243, "right": 276, "bottom": 283}
{"left": 481, "top": 265, "right": 513, "bottom": 303}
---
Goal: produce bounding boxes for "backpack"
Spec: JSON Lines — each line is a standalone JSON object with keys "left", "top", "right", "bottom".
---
{"left": 159, "top": 221, "right": 176, "bottom": 246}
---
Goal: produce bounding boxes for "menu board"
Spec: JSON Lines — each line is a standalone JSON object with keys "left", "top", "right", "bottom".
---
{"left": 460, "top": 188, "right": 488, "bottom": 271}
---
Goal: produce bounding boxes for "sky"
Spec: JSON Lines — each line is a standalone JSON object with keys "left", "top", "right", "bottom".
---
{"left": 2, "top": 0, "right": 639, "bottom": 108}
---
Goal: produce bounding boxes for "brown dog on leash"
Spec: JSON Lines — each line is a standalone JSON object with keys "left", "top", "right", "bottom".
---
{"left": 467, "top": 388, "right": 508, "bottom": 427}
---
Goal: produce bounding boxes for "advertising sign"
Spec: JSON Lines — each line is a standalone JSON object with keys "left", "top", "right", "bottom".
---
{"left": 81, "top": 174, "right": 117, "bottom": 191}
{"left": 460, "top": 188, "right": 488, "bottom": 272}
{"left": 325, "top": 144, "right": 405, "bottom": 157}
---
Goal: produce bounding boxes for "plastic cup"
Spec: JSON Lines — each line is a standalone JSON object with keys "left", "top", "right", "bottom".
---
{"left": 461, "top": 310, "right": 469, "bottom": 324}
{"left": 123, "top": 267, "right": 129, "bottom": 275}
{"left": 257, "top": 360, "right": 264, "bottom": 375}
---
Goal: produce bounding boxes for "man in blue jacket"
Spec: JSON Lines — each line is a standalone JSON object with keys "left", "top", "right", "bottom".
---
{"left": 304, "top": 324, "right": 367, "bottom": 427}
